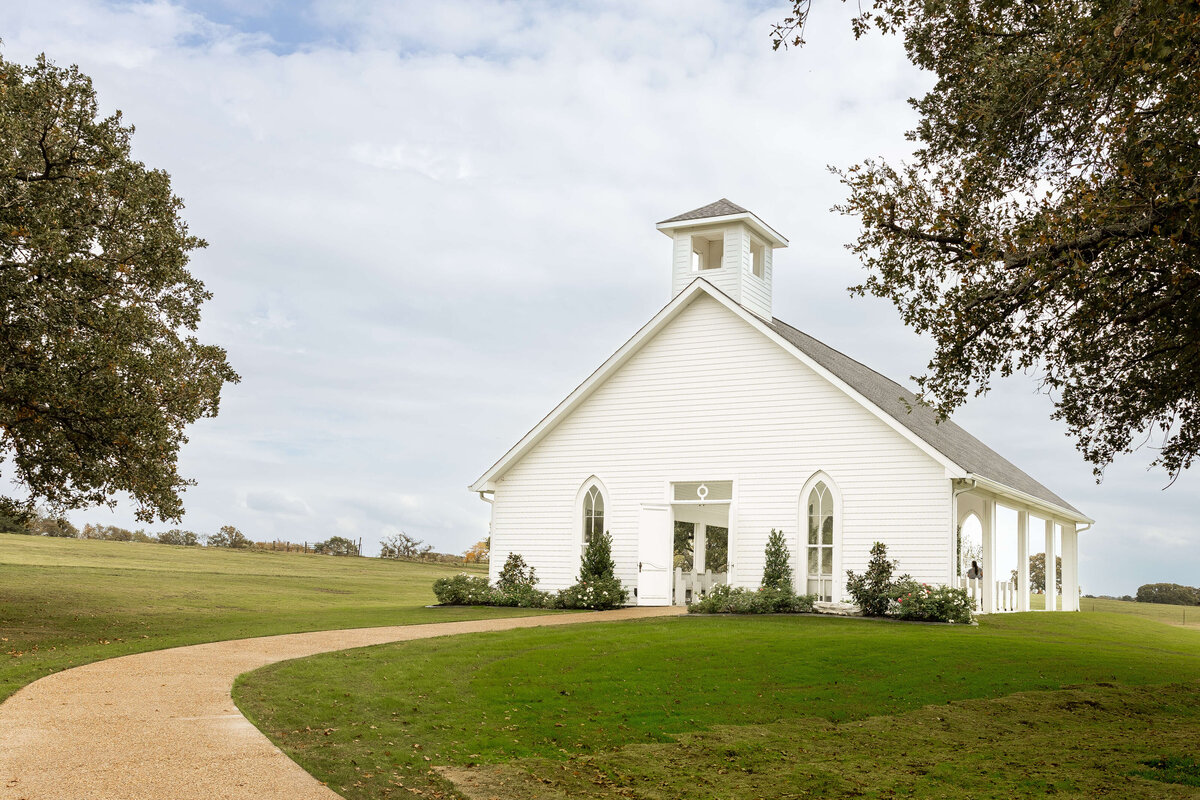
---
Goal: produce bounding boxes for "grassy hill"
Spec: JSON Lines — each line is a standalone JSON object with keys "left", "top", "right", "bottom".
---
{"left": 236, "top": 608, "right": 1200, "bottom": 799}
{"left": 0, "top": 532, "right": 539, "bottom": 701}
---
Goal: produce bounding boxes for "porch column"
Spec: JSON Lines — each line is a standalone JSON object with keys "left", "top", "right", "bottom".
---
{"left": 1061, "top": 522, "right": 1079, "bottom": 611}
{"left": 1044, "top": 518, "right": 1057, "bottom": 611}
{"left": 695, "top": 524, "right": 707, "bottom": 573}
{"left": 981, "top": 498, "right": 996, "bottom": 614}
{"left": 1016, "top": 509, "right": 1030, "bottom": 612}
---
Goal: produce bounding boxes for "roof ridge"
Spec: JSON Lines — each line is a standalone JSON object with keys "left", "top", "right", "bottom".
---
{"left": 658, "top": 198, "right": 750, "bottom": 225}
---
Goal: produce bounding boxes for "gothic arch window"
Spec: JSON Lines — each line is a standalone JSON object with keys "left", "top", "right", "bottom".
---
{"left": 801, "top": 472, "right": 841, "bottom": 603}
{"left": 579, "top": 478, "right": 607, "bottom": 548}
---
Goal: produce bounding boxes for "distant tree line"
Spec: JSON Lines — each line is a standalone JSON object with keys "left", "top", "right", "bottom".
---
{"left": 1136, "top": 584, "right": 1200, "bottom": 607}
{"left": 3, "top": 505, "right": 490, "bottom": 564}
{"left": 1, "top": 506, "right": 307, "bottom": 553}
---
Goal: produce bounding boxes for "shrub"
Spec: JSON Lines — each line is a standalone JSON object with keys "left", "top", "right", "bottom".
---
{"left": 761, "top": 528, "right": 793, "bottom": 591}
{"left": 557, "top": 531, "right": 629, "bottom": 610}
{"left": 689, "top": 584, "right": 816, "bottom": 615}
{"left": 580, "top": 529, "right": 618, "bottom": 581}
{"left": 433, "top": 553, "right": 556, "bottom": 608}
{"left": 557, "top": 576, "right": 628, "bottom": 610}
{"left": 492, "top": 583, "right": 555, "bottom": 608}
{"left": 314, "top": 536, "right": 360, "bottom": 556}
{"left": 890, "top": 579, "right": 974, "bottom": 623}
{"left": 432, "top": 574, "right": 494, "bottom": 605}
{"left": 845, "top": 542, "right": 897, "bottom": 616}
{"left": 207, "top": 525, "right": 250, "bottom": 548}
{"left": 27, "top": 513, "right": 79, "bottom": 538}
{"left": 496, "top": 552, "right": 538, "bottom": 592}
{"left": 156, "top": 529, "right": 199, "bottom": 546}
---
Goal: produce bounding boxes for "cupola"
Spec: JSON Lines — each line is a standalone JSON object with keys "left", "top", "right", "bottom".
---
{"left": 656, "top": 199, "right": 788, "bottom": 320}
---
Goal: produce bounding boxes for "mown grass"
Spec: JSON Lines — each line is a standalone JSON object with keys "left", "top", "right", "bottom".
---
{"left": 0, "top": 532, "right": 544, "bottom": 701}
{"left": 234, "top": 610, "right": 1200, "bottom": 799}
{"left": 1077, "top": 595, "right": 1200, "bottom": 627}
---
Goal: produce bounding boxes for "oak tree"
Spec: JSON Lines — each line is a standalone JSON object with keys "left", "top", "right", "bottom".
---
{"left": 1, "top": 53, "right": 238, "bottom": 521}
{"left": 775, "top": 0, "right": 1200, "bottom": 480}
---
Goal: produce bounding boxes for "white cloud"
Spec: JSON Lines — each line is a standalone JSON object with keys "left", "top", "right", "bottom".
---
{"left": 244, "top": 489, "right": 314, "bottom": 517}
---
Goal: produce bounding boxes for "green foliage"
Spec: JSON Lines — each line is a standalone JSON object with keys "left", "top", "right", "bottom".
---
{"left": 673, "top": 521, "right": 694, "bottom": 570}
{"left": 80, "top": 523, "right": 138, "bottom": 541}
{"left": 495, "top": 552, "right": 538, "bottom": 592}
{"left": 688, "top": 584, "right": 815, "bottom": 614}
{"left": 579, "top": 529, "right": 617, "bottom": 582}
{"left": 1029, "top": 552, "right": 1062, "bottom": 593}
{"left": 556, "top": 577, "right": 628, "bottom": 610}
{"left": 207, "top": 525, "right": 250, "bottom": 549}
{"left": 553, "top": 530, "right": 629, "bottom": 610}
{"left": 434, "top": 554, "right": 555, "bottom": 608}
{"left": 761, "top": 528, "right": 793, "bottom": 590}
{"left": 432, "top": 574, "right": 494, "bottom": 605}
{"left": 890, "top": 579, "right": 974, "bottom": 624}
{"left": 314, "top": 536, "right": 359, "bottom": 556}
{"left": 775, "top": 0, "right": 1200, "bottom": 479}
{"left": 0, "top": 54, "right": 239, "bottom": 521}
{"left": 845, "top": 542, "right": 897, "bottom": 616}
{"left": 490, "top": 583, "right": 555, "bottom": 609}
{"left": 156, "top": 528, "right": 199, "bottom": 546}
{"left": 1137, "top": 583, "right": 1200, "bottom": 606}
{"left": 28, "top": 514, "right": 79, "bottom": 538}
{"left": 3, "top": 507, "right": 79, "bottom": 537}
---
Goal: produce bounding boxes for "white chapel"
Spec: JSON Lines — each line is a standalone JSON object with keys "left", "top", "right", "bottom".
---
{"left": 470, "top": 200, "right": 1092, "bottom": 612}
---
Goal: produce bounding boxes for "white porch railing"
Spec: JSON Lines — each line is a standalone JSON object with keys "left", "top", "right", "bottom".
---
{"left": 674, "top": 567, "right": 727, "bottom": 605}
{"left": 961, "top": 577, "right": 1018, "bottom": 612}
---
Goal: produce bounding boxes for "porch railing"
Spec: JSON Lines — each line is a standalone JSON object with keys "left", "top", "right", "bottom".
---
{"left": 674, "top": 568, "right": 727, "bottom": 605}
{"left": 960, "top": 577, "right": 1018, "bottom": 612}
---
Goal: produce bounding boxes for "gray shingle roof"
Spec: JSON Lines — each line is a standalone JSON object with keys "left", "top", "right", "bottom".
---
{"left": 659, "top": 198, "right": 749, "bottom": 224}
{"left": 768, "top": 318, "right": 1082, "bottom": 515}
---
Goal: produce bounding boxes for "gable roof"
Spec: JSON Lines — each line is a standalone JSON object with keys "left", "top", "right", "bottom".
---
{"left": 658, "top": 198, "right": 749, "bottom": 224}
{"left": 767, "top": 319, "right": 1083, "bottom": 516}
{"left": 470, "top": 279, "right": 1089, "bottom": 523}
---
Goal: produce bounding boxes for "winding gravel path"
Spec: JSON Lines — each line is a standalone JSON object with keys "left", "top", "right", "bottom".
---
{"left": 0, "top": 606, "right": 685, "bottom": 799}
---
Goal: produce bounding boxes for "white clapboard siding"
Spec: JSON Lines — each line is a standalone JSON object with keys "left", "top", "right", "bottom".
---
{"left": 489, "top": 294, "right": 951, "bottom": 597}
{"left": 670, "top": 227, "right": 742, "bottom": 303}
{"left": 739, "top": 232, "right": 772, "bottom": 320}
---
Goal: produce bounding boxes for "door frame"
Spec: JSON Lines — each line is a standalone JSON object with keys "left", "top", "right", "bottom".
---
{"left": 662, "top": 477, "right": 738, "bottom": 585}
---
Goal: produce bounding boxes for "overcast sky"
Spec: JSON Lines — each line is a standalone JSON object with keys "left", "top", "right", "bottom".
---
{"left": 3, "top": 0, "right": 1196, "bottom": 595}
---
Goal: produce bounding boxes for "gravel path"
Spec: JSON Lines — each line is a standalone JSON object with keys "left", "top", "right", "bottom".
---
{"left": 0, "top": 606, "right": 685, "bottom": 799}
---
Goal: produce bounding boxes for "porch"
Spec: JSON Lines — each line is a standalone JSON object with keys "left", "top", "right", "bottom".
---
{"left": 670, "top": 497, "right": 729, "bottom": 606}
{"left": 954, "top": 480, "right": 1090, "bottom": 614}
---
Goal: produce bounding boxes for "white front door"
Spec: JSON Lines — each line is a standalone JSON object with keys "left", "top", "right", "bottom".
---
{"left": 637, "top": 503, "right": 673, "bottom": 606}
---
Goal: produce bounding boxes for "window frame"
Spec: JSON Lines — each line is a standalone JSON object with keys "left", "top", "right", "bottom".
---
{"left": 799, "top": 472, "right": 842, "bottom": 602}
{"left": 750, "top": 237, "right": 765, "bottom": 279}
{"left": 576, "top": 476, "right": 609, "bottom": 555}
{"left": 690, "top": 232, "right": 725, "bottom": 271}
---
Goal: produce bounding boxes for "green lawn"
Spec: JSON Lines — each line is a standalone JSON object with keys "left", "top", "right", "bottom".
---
{"left": 235, "top": 611, "right": 1200, "bottom": 799}
{"left": 0, "top": 532, "right": 544, "bottom": 701}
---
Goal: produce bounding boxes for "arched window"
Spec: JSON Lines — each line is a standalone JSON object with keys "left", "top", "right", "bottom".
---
{"left": 582, "top": 484, "right": 604, "bottom": 546}
{"left": 806, "top": 481, "right": 834, "bottom": 601}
